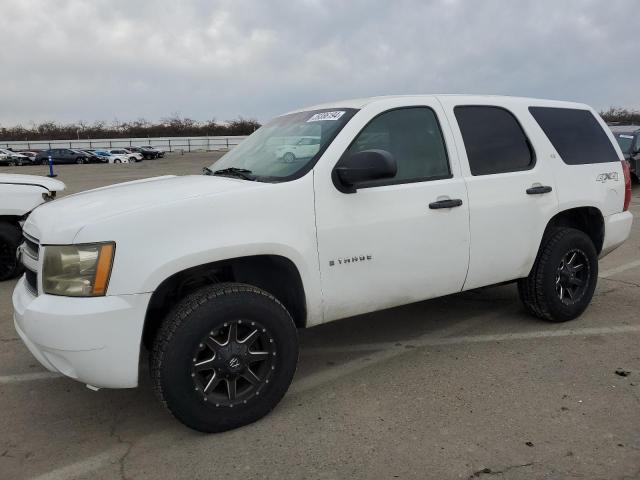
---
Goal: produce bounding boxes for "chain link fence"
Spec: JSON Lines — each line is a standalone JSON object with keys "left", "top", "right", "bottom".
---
{"left": 1, "top": 136, "right": 248, "bottom": 152}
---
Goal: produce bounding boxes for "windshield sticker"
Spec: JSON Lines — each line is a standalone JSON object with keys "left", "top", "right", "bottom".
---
{"left": 619, "top": 135, "right": 634, "bottom": 139}
{"left": 307, "top": 111, "right": 346, "bottom": 122}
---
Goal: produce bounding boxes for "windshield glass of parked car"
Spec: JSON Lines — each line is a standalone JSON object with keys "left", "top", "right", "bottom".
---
{"left": 208, "top": 108, "right": 358, "bottom": 181}
{"left": 615, "top": 134, "right": 634, "bottom": 153}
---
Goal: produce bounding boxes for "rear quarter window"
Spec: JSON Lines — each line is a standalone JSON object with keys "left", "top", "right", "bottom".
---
{"left": 529, "top": 107, "right": 619, "bottom": 164}
{"left": 454, "top": 106, "right": 534, "bottom": 176}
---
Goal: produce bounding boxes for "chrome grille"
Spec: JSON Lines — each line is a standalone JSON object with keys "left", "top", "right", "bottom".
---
{"left": 21, "top": 232, "right": 40, "bottom": 295}
{"left": 22, "top": 232, "right": 39, "bottom": 260}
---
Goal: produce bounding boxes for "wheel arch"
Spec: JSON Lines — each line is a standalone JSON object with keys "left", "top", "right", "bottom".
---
{"left": 541, "top": 206, "right": 605, "bottom": 254}
{"left": 142, "top": 254, "right": 308, "bottom": 349}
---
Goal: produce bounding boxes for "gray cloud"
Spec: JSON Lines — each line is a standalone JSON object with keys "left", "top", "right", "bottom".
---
{"left": 1, "top": 0, "right": 637, "bottom": 125}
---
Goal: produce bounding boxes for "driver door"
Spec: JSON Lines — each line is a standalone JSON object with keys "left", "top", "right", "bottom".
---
{"left": 313, "top": 101, "right": 470, "bottom": 322}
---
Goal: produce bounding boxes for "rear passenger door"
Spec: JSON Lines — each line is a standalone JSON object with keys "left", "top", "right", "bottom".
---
{"left": 439, "top": 99, "right": 559, "bottom": 289}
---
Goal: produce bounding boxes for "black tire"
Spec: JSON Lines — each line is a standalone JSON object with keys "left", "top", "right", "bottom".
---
{"left": 114, "top": 159, "right": 121, "bottom": 164}
{"left": 76, "top": 157, "right": 84, "bottom": 164}
{"left": 151, "top": 283, "right": 299, "bottom": 433}
{"left": 40, "top": 158, "right": 48, "bottom": 165}
{"left": 518, "top": 228, "right": 598, "bottom": 322}
{"left": 7, "top": 160, "right": 16, "bottom": 166}
{"left": 0, "top": 222, "right": 23, "bottom": 281}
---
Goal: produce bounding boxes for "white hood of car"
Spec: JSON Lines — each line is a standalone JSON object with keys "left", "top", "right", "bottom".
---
{"left": 0, "top": 173, "right": 65, "bottom": 192}
{"left": 23, "top": 174, "right": 260, "bottom": 243}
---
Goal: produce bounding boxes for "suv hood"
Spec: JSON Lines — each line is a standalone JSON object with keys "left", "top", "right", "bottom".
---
{"left": 24, "top": 174, "right": 259, "bottom": 243}
{"left": 0, "top": 173, "right": 65, "bottom": 192}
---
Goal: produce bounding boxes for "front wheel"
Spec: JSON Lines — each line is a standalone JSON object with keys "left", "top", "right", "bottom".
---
{"left": 76, "top": 157, "right": 85, "bottom": 164}
{"left": 0, "top": 223, "right": 23, "bottom": 281}
{"left": 151, "top": 283, "right": 299, "bottom": 432}
{"left": 518, "top": 228, "right": 598, "bottom": 322}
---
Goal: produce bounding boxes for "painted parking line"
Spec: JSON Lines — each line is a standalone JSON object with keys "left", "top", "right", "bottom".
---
{"left": 0, "top": 371, "right": 60, "bottom": 384}
{"left": 294, "top": 324, "right": 640, "bottom": 395}
{"left": 31, "top": 445, "right": 129, "bottom": 480}
{"left": 599, "top": 259, "right": 640, "bottom": 278}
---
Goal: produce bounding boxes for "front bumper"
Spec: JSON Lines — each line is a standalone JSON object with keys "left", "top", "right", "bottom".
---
{"left": 13, "top": 277, "right": 152, "bottom": 388}
{"left": 601, "top": 210, "right": 633, "bottom": 258}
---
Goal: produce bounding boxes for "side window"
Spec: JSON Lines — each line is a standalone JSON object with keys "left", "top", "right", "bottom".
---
{"left": 345, "top": 107, "right": 451, "bottom": 186}
{"left": 635, "top": 134, "right": 640, "bottom": 153}
{"left": 454, "top": 106, "right": 534, "bottom": 176}
{"left": 529, "top": 107, "right": 619, "bottom": 164}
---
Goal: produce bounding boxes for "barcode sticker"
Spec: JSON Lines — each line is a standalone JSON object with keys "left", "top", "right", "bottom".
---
{"left": 307, "top": 111, "right": 346, "bottom": 122}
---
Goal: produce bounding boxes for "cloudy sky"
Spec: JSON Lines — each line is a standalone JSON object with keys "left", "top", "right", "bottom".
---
{"left": 1, "top": 0, "right": 638, "bottom": 126}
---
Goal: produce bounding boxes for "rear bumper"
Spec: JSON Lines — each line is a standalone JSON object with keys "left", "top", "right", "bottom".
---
{"left": 13, "top": 277, "right": 151, "bottom": 388}
{"left": 600, "top": 211, "right": 633, "bottom": 258}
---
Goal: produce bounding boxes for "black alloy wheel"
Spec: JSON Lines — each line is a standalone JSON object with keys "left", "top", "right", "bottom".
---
{"left": 555, "top": 249, "right": 590, "bottom": 305}
{"left": 151, "top": 283, "right": 299, "bottom": 432}
{"left": 191, "top": 319, "right": 277, "bottom": 407}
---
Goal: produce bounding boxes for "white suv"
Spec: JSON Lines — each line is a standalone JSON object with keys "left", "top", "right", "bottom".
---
{"left": 12, "top": 95, "right": 633, "bottom": 432}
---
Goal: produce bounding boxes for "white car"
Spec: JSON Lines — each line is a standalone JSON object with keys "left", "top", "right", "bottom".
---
{"left": 107, "top": 148, "right": 143, "bottom": 162}
{"left": 13, "top": 95, "right": 633, "bottom": 433}
{"left": 0, "top": 149, "right": 30, "bottom": 166}
{"left": 274, "top": 136, "right": 321, "bottom": 163}
{"left": 0, "top": 174, "right": 65, "bottom": 280}
{"left": 94, "top": 150, "right": 132, "bottom": 164}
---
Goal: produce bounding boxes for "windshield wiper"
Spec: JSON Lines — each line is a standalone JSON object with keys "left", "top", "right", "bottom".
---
{"left": 211, "top": 167, "right": 256, "bottom": 181}
{"left": 203, "top": 167, "right": 214, "bottom": 175}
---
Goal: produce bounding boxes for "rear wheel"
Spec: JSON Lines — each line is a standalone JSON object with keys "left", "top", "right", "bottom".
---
{"left": 114, "top": 159, "right": 122, "bottom": 164}
{"left": 0, "top": 223, "right": 23, "bottom": 281}
{"left": 518, "top": 228, "right": 597, "bottom": 322}
{"left": 151, "top": 283, "right": 298, "bottom": 432}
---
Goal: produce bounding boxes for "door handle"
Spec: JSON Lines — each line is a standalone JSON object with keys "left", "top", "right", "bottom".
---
{"left": 526, "top": 185, "right": 552, "bottom": 195}
{"left": 429, "top": 198, "right": 463, "bottom": 209}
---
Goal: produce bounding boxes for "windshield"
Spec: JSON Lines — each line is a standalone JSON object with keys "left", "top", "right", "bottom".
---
{"left": 208, "top": 108, "right": 358, "bottom": 181}
{"left": 615, "top": 134, "right": 634, "bottom": 153}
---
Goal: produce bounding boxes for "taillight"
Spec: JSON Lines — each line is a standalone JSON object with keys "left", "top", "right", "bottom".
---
{"left": 622, "top": 160, "right": 631, "bottom": 211}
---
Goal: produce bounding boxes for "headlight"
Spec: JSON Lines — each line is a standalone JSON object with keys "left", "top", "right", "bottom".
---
{"left": 42, "top": 242, "right": 115, "bottom": 297}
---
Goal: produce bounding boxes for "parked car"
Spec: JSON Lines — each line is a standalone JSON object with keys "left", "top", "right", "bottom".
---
{"left": 34, "top": 149, "right": 88, "bottom": 165}
{"left": 0, "top": 149, "right": 30, "bottom": 166}
{"left": 0, "top": 173, "right": 65, "bottom": 280}
{"left": 274, "top": 136, "right": 321, "bottom": 163}
{"left": 93, "top": 150, "right": 131, "bottom": 164}
{"left": 129, "top": 146, "right": 164, "bottom": 159}
{"left": 104, "top": 148, "right": 142, "bottom": 162}
{"left": 13, "top": 95, "right": 632, "bottom": 433}
{"left": 78, "top": 150, "right": 104, "bottom": 163}
{"left": 16, "top": 151, "right": 39, "bottom": 164}
{"left": 609, "top": 125, "right": 640, "bottom": 179}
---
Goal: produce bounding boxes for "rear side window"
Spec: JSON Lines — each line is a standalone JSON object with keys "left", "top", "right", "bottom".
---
{"left": 454, "top": 106, "right": 534, "bottom": 176}
{"left": 529, "top": 107, "right": 619, "bottom": 164}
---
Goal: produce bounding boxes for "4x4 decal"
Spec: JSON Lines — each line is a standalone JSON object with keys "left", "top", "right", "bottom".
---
{"left": 596, "top": 172, "right": 619, "bottom": 183}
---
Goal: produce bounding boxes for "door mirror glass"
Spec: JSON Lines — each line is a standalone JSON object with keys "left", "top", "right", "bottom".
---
{"left": 334, "top": 149, "right": 397, "bottom": 193}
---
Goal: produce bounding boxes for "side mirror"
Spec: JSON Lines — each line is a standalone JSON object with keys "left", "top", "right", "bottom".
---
{"left": 333, "top": 149, "right": 397, "bottom": 193}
